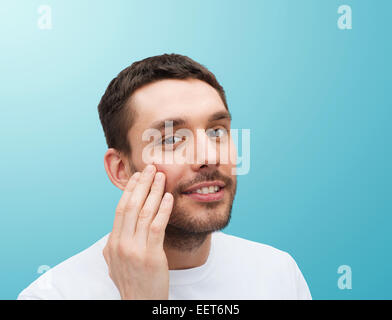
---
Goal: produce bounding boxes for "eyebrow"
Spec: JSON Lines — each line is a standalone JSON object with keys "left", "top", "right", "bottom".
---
{"left": 208, "top": 110, "right": 232, "bottom": 122}
{"left": 149, "top": 110, "right": 232, "bottom": 132}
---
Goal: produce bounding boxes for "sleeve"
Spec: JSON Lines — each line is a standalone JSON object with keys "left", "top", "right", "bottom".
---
{"left": 17, "top": 293, "right": 43, "bottom": 300}
{"left": 17, "top": 285, "right": 64, "bottom": 300}
{"left": 286, "top": 253, "right": 312, "bottom": 300}
{"left": 16, "top": 269, "right": 64, "bottom": 300}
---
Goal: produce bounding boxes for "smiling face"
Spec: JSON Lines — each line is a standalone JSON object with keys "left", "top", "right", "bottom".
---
{"left": 126, "top": 78, "right": 237, "bottom": 245}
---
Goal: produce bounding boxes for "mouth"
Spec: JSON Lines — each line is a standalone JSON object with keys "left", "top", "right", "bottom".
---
{"left": 181, "top": 181, "right": 225, "bottom": 202}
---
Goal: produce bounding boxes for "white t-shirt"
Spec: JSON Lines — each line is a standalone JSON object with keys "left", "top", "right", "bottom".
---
{"left": 17, "top": 231, "right": 312, "bottom": 300}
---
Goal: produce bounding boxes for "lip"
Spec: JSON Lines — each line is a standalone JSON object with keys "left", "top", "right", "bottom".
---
{"left": 182, "top": 180, "right": 226, "bottom": 194}
{"left": 183, "top": 188, "right": 225, "bottom": 202}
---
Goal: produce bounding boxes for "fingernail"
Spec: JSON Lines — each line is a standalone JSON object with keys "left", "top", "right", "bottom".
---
{"left": 145, "top": 164, "right": 155, "bottom": 174}
{"left": 133, "top": 172, "right": 141, "bottom": 179}
{"left": 155, "top": 172, "right": 164, "bottom": 181}
{"left": 163, "top": 192, "right": 172, "bottom": 202}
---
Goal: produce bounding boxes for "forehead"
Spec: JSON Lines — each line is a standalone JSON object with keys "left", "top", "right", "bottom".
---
{"left": 128, "top": 78, "right": 227, "bottom": 130}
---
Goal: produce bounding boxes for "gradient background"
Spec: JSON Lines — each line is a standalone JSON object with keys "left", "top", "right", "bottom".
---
{"left": 1, "top": 0, "right": 391, "bottom": 300}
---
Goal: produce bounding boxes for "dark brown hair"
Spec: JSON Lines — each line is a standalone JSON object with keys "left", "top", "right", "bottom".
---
{"left": 97, "top": 53, "right": 228, "bottom": 157}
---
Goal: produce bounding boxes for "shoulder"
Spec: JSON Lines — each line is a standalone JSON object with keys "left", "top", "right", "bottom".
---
{"left": 17, "top": 233, "right": 118, "bottom": 300}
{"left": 213, "top": 231, "right": 312, "bottom": 299}
{"left": 214, "top": 231, "right": 292, "bottom": 262}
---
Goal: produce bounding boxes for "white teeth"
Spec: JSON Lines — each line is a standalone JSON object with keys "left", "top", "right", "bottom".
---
{"left": 191, "top": 186, "right": 221, "bottom": 194}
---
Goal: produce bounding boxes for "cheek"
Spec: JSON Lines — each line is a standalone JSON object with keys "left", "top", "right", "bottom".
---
{"left": 223, "top": 138, "right": 237, "bottom": 176}
{"left": 153, "top": 163, "right": 184, "bottom": 193}
{"left": 229, "top": 138, "right": 237, "bottom": 165}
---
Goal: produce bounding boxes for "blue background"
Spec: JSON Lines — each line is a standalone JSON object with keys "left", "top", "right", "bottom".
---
{"left": 1, "top": 0, "right": 391, "bottom": 299}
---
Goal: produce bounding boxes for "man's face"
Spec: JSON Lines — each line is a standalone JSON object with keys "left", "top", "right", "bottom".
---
{"left": 127, "top": 78, "right": 237, "bottom": 235}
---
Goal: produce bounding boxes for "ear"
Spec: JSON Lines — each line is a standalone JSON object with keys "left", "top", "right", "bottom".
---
{"left": 103, "top": 148, "right": 132, "bottom": 191}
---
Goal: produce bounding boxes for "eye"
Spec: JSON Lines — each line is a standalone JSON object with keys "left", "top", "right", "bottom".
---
{"left": 161, "top": 135, "right": 183, "bottom": 145}
{"left": 207, "top": 127, "right": 227, "bottom": 139}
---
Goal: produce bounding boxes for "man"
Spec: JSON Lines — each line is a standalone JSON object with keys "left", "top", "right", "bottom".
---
{"left": 18, "top": 53, "right": 312, "bottom": 300}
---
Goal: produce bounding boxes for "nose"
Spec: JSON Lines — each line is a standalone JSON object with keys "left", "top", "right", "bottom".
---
{"left": 190, "top": 129, "right": 220, "bottom": 172}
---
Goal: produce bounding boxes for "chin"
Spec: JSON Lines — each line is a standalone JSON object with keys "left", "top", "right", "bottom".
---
{"left": 169, "top": 208, "right": 231, "bottom": 234}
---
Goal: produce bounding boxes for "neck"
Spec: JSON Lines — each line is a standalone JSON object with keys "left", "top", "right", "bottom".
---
{"left": 164, "top": 232, "right": 212, "bottom": 270}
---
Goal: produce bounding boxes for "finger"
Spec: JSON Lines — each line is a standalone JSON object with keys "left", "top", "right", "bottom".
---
{"left": 110, "top": 172, "right": 141, "bottom": 241}
{"left": 133, "top": 171, "right": 166, "bottom": 246}
{"left": 120, "top": 164, "right": 156, "bottom": 240}
{"left": 147, "top": 192, "right": 174, "bottom": 249}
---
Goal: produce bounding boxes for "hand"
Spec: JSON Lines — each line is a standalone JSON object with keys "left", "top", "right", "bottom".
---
{"left": 102, "top": 164, "right": 174, "bottom": 300}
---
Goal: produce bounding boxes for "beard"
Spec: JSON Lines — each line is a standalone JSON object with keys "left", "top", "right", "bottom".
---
{"left": 129, "top": 159, "right": 237, "bottom": 252}
{"left": 164, "top": 170, "right": 237, "bottom": 252}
